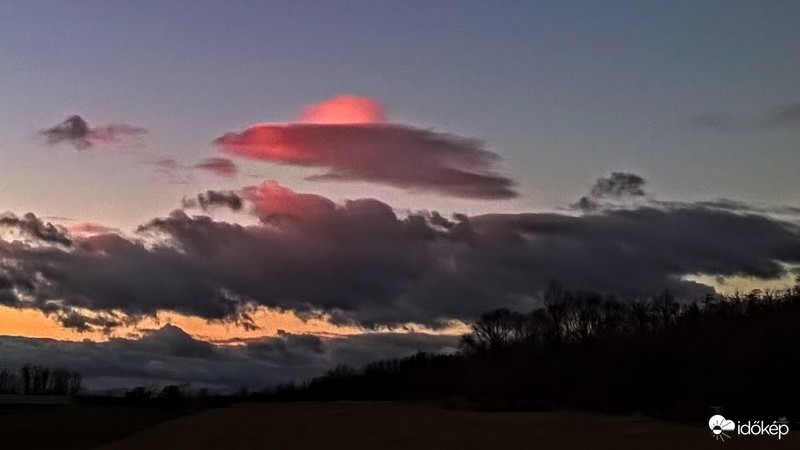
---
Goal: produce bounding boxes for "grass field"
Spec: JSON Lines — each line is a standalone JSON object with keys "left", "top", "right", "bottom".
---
{"left": 92, "top": 402, "right": 799, "bottom": 450}
{"left": 0, "top": 404, "right": 189, "bottom": 450}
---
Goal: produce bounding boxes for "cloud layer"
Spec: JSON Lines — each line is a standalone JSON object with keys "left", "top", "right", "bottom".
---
{"left": 2, "top": 178, "right": 800, "bottom": 333}
{"left": 214, "top": 96, "right": 517, "bottom": 199}
{"left": 0, "top": 325, "right": 458, "bottom": 391}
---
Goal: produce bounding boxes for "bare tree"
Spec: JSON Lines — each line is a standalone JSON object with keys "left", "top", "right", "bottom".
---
{"left": 68, "top": 372, "right": 83, "bottom": 396}
{"left": 49, "top": 368, "right": 72, "bottom": 395}
{"left": 0, "top": 369, "right": 19, "bottom": 394}
{"left": 21, "top": 364, "right": 32, "bottom": 395}
{"left": 461, "top": 308, "right": 524, "bottom": 354}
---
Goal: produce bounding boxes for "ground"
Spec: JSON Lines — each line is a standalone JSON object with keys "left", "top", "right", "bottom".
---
{"left": 99, "top": 402, "right": 798, "bottom": 450}
{"left": 2, "top": 402, "right": 797, "bottom": 449}
{"left": 0, "top": 404, "right": 188, "bottom": 450}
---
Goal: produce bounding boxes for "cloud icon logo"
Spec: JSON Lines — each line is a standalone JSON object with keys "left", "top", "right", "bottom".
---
{"left": 709, "top": 415, "right": 736, "bottom": 441}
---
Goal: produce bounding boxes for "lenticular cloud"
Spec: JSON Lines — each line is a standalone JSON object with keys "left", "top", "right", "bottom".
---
{"left": 214, "top": 95, "right": 517, "bottom": 200}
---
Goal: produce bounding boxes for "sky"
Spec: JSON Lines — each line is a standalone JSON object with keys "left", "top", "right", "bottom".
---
{"left": 1, "top": 1, "right": 799, "bottom": 391}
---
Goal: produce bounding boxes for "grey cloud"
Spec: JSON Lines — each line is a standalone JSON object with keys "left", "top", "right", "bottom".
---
{"left": 0, "top": 326, "right": 458, "bottom": 391}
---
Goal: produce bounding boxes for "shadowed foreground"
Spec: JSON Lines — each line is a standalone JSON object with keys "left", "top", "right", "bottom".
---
{"left": 99, "top": 402, "right": 796, "bottom": 450}
{"left": 0, "top": 404, "right": 189, "bottom": 450}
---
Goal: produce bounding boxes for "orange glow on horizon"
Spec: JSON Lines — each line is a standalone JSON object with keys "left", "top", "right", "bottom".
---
{"left": 0, "top": 305, "right": 468, "bottom": 344}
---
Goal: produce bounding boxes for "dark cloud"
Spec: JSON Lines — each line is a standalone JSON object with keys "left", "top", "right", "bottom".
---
{"left": 0, "top": 326, "right": 458, "bottom": 391}
{"left": 0, "top": 212, "right": 72, "bottom": 246}
{"left": 130, "top": 324, "right": 218, "bottom": 358}
{"left": 682, "top": 198, "right": 800, "bottom": 217}
{"left": 40, "top": 115, "right": 91, "bottom": 148}
{"left": 214, "top": 96, "right": 516, "bottom": 200}
{"left": 2, "top": 186, "right": 800, "bottom": 332}
{"left": 182, "top": 190, "right": 244, "bottom": 212}
{"left": 40, "top": 115, "right": 147, "bottom": 150}
{"left": 589, "top": 172, "right": 646, "bottom": 198}
{"left": 468, "top": 207, "right": 800, "bottom": 296}
{"left": 193, "top": 157, "right": 239, "bottom": 178}
{"left": 575, "top": 172, "right": 647, "bottom": 211}
{"left": 52, "top": 310, "right": 126, "bottom": 333}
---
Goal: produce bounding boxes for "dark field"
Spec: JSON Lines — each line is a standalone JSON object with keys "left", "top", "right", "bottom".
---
{"left": 3, "top": 401, "right": 797, "bottom": 449}
{"left": 0, "top": 404, "right": 189, "bottom": 450}
{"left": 88, "top": 402, "right": 796, "bottom": 450}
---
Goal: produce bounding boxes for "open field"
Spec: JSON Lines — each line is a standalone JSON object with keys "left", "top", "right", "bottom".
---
{"left": 0, "top": 404, "right": 189, "bottom": 450}
{"left": 96, "top": 402, "right": 799, "bottom": 450}
{"left": 2, "top": 401, "right": 796, "bottom": 449}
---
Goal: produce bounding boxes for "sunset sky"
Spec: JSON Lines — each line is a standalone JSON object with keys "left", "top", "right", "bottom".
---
{"left": 1, "top": 1, "right": 799, "bottom": 391}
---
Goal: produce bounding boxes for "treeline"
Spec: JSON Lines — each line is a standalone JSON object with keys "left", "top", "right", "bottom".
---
{"left": 267, "top": 281, "right": 800, "bottom": 420}
{"left": 72, "top": 384, "right": 230, "bottom": 413}
{"left": 0, "top": 364, "right": 82, "bottom": 396}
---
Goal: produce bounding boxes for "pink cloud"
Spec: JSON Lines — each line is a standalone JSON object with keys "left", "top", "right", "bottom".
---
{"left": 214, "top": 96, "right": 517, "bottom": 200}
{"left": 243, "top": 181, "right": 336, "bottom": 220}
{"left": 299, "top": 95, "right": 386, "bottom": 124}
{"left": 68, "top": 222, "right": 120, "bottom": 236}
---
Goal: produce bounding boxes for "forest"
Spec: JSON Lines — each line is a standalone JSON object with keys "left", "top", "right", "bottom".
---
{"left": 267, "top": 281, "right": 800, "bottom": 420}
{"left": 0, "top": 364, "right": 82, "bottom": 396}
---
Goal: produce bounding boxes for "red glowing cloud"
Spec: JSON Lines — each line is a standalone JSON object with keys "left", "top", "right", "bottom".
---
{"left": 299, "top": 95, "right": 386, "bottom": 125}
{"left": 214, "top": 96, "right": 517, "bottom": 200}
{"left": 68, "top": 222, "right": 120, "bottom": 236}
{"left": 243, "top": 181, "right": 336, "bottom": 220}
